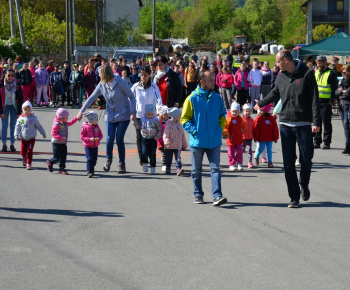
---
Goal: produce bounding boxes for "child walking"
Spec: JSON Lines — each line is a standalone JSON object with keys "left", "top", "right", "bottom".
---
{"left": 157, "top": 105, "right": 169, "bottom": 171}
{"left": 14, "top": 101, "right": 46, "bottom": 169}
{"left": 163, "top": 108, "right": 188, "bottom": 175}
{"left": 80, "top": 111, "right": 103, "bottom": 178}
{"left": 46, "top": 108, "right": 78, "bottom": 175}
{"left": 137, "top": 104, "right": 162, "bottom": 175}
{"left": 223, "top": 102, "right": 246, "bottom": 171}
{"left": 254, "top": 103, "right": 279, "bottom": 168}
{"left": 242, "top": 103, "right": 255, "bottom": 168}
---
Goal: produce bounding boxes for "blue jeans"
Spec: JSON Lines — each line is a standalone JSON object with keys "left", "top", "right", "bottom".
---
{"left": 280, "top": 125, "right": 314, "bottom": 201}
{"left": 254, "top": 141, "right": 273, "bottom": 162}
{"left": 49, "top": 143, "right": 67, "bottom": 168}
{"left": 84, "top": 147, "right": 98, "bottom": 172}
{"left": 191, "top": 146, "right": 222, "bottom": 199}
{"left": 141, "top": 137, "right": 157, "bottom": 167}
{"left": 1, "top": 105, "right": 17, "bottom": 144}
{"left": 340, "top": 108, "right": 350, "bottom": 145}
{"left": 165, "top": 149, "right": 182, "bottom": 170}
{"left": 106, "top": 120, "right": 130, "bottom": 165}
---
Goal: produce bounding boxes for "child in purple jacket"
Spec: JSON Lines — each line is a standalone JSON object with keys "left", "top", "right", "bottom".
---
{"left": 80, "top": 111, "right": 103, "bottom": 178}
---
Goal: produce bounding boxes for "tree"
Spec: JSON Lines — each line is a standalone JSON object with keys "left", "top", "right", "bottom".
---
{"left": 139, "top": 2, "right": 177, "bottom": 39}
{"left": 312, "top": 24, "right": 337, "bottom": 42}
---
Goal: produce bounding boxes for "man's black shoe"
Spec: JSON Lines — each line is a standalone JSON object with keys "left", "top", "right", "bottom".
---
{"left": 322, "top": 143, "right": 330, "bottom": 150}
{"left": 213, "top": 196, "right": 227, "bottom": 206}
{"left": 301, "top": 186, "right": 310, "bottom": 201}
{"left": 194, "top": 196, "right": 204, "bottom": 204}
{"left": 313, "top": 143, "right": 320, "bottom": 149}
{"left": 288, "top": 200, "right": 299, "bottom": 208}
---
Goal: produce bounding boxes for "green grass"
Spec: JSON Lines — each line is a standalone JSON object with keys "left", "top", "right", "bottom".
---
{"left": 221, "top": 54, "right": 277, "bottom": 67}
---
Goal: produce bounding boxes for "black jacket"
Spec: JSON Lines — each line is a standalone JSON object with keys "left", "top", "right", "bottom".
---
{"left": 335, "top": 77, "right": 350, "bottom": 111}
{"left": 19, "top": 69, "right": 32, "bottom": 86}
{"left": 258, "top": 61, "right": 321, "bottom": 127}
{"left": 61, "top": 68, "right": 71, "bottom": 87}
{"left": 152, "top": 68, "right": 183, "bottom": 108}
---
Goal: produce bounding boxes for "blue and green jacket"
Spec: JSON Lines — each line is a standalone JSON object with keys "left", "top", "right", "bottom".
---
{"left": 181, "top": 85, "right": 226, "bottom": 148}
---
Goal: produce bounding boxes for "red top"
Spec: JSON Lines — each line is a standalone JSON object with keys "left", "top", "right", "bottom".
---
{"left": 254, "top": 114, "right": 279, "bottom": 142}
{"left": 221, "top": 73, "right": 234, "bottom": 88}
{"left": 46, "top": 66, "right": 55, "bottom": 74}
{"left": 157, "top": 75, "right": 168, "bottom": 105}
{"left": 242, "top": 116, "right": 255, "bottom": 140}
{"left": 223, "top": 112, "right": 246, "bottom": 146}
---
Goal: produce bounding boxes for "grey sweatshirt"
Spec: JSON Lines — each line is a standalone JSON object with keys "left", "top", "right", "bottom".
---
{"left": 14, "top": 114, "right": 46, "bottom": 141}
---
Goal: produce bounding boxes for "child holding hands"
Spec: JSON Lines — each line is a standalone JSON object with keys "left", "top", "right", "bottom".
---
{"left": 14, "top": 101, "right": 46, "bottom": 169}
{"left": 46, "top": 108, "right": 78, "bottom": 175}
{"left": 157, "top": 105, "right": 169, "bottom": 171}
{"left": 254, "top": 103, "right": 279, "bottom": 168}
{"left": 223, "top": 102, "right": 246, "bottom": 171}
{"left": 163, "top": 108, "right": 188, "bottom": 175}
{"left": 80, "top": 111, "right": 103, "bottom": 178}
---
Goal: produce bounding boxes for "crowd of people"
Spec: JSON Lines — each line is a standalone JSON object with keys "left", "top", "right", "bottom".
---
{"left": 0, "top": 49, "right": 349, "bottom": 208}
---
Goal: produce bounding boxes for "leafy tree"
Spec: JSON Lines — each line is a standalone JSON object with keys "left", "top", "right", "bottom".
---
{"left": 312, "top": 24, "right": 337, "bottom": 41}
{"left": 142, "top": 0, "right": 195, "bottom": 10}
{"left": 139, "top": 2, "right": 177, "bottom": 39}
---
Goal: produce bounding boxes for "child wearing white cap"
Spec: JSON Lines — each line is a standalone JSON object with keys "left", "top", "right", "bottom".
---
{"left": 80, "top": 111, "right": 103, "bottom": 178}
{"left": 14, "top": 101, "right": 46, "bottom": 169}
{"left": 163, "top": 107, "right": 188, "bottom": 175}
{"left": 222, "top": 102, "right": 245, "bottom": 171}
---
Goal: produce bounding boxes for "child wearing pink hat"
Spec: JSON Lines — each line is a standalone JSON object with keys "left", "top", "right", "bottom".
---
{"left": 253, "top": 103, "right": 279, "bottom": 168}
{"left": 46, "top": 108, "right": 78, "bottom": 175}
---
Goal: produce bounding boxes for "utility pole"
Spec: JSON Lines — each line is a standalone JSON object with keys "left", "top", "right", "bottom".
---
{"left": 96, "top": 0, "right": 100, "bottom": 46}
{"left": 66, "top": 0, "right": 71, "bottom": 65}
{"left": 70, "top": 0, "right": 74, "bottom": 62}
{"left": 14, "top": 0, "right": 25, "bottom": 45}
{"left": 152, "top": 0, "right": 156, "bottom": 53}
{"left": 9, "top": 0, "right": 15, "bottom": 38}
{"left": 72, "top": 0, "right": 76, "bottom": 54}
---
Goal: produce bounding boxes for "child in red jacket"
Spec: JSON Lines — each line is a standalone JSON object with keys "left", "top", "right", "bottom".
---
{"left": 242, "top": 103, "right": 255, "bottom": 168}
{"left": 254, "top": 103, "right": 279, "bottom": 168}
{"left": 221, "top": 66, "right": 234, "bottom": 110}
{"left": 80, "top": 111, "right": 103, "bottom": 178}
{"left": 223, "top": 102, "right": 246, "bottom": 171}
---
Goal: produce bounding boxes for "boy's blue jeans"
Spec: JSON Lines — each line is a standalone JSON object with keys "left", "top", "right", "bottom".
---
{"left": 191, "top": 146, "right": 222, "bottom": 200}
{"left": 141, "top": 137, "right": 157, "bottom": 167}
{"left": 84, "top": 147, "right": 98, "bottom": 172}
{"left": 106, "top": 120, "right": 130, "bottom": 165}
{"left": 280, "top": 125, "right": 314, "bottom": 201}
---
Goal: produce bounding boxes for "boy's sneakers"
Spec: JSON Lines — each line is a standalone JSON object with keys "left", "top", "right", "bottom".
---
{"left": 118, "top": 164, "right": 126, "bottom": 174}
{"left": 301, "top": 186, "right": 310, "bottom": 201}
{"left": 103, "top": 159, "right": 112, "bottom": 171}
{"left": 10, "top": 145, "right": 16, "bottom": 152}
{"left": 229, "top": 165, "right": 236, "bottom": 171}
{"left": 46, "top": 160, "right": 53, "bottom": 172}
{"left": 262, "top": 157, "right": 267, "bottom": 163}
{"left": 166, "top": 168, "right": 171, "bottom": 174}
{"left": 213, "top": 196, "right": 228, "bottom": 206}
{"left": 59, "top": 168, "right": 68, "bottom": 175}
{"left": 161, "top": 165, "right": 166, "bottom": 172}
{"left": 1, "top": 144, "right": 7, "bottom": 152}
{"left": 254, "top": 158, "right": 259, "bottom": 166}
{"left": 87, "top": 171, "right": 94, "bottom": 178}
{"left": 143, "top": 164, "right": 149, "bottom": 172}
{"left": 237, "top": 163, "right": 243, "bottom": 171}
{"left": 194, "top": 196, "right": 204, "bottom": 204}
{"left": 288, "top": 200, "right": 299, "bottom": 208}
{"left": 247, "top": 162, "right": 254, "bottom": 168}
{"left": 268, "top": 162, "right": 274, "bottom": 168}
{"left": 177, "top": 168, "right": 184, "bottom": 176}
{"left": 22, "top": 158, "right": 26, "bottom": 167}
{"left": 150, "top": 167, "right": 156, "bottom": 175}
{"left": 26, "top": 164, "right": 32, "bottom": 170}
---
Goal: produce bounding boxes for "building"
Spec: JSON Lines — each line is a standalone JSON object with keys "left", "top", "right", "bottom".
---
{"left": 301, "top": 0, "right": 350, "bottom": 44}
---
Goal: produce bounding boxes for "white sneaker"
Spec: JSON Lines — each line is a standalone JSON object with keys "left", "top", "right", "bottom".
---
{"left": 150, "top": 167, "right": 156, "bottom": 175}
{"left": 229, "top": 165, "right": 236, "bottom": 171}
{"left": 237, "top": 163, "right": 243, "bottom": 171}
{"left": 295, "top": 159, "right": 300, "bottom": 166}
{"left": 143, "top": 164, "right": 149, "bottom": 172}
{"left": 161, "top": 165, "right": 166, "bottom": 172}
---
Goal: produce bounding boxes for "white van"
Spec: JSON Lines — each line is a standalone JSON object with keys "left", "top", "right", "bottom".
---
{"left": 113, "top": 49, "right": 154, "bottom": 64}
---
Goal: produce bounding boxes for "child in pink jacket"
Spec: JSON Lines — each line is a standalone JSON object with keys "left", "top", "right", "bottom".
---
{"left": 163, "top": 107, "right": 188, "bottom": 176}
{"left": 80, "top": 111, "right": 103, "bottom": 178}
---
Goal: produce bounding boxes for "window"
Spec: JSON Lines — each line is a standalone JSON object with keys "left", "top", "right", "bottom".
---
{"left": 328, "top": 0, "right": 344, "bottom": 12}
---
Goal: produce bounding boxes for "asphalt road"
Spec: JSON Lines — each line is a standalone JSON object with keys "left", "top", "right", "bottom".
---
{"left": 1, "top": 107, "right": 349, "bottom": 289}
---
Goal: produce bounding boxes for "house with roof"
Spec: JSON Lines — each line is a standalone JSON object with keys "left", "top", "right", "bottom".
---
{"left": 301, "top": 0, "right": 350, "bottom": 44}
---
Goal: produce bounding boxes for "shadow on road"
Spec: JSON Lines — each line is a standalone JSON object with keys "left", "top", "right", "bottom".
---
{"left": 0, "top": 207, "right": 123, "bottom": 217}
{"left": 221, "top": 201, "right": 350, "bottom": 209}
{"left": 0, "top": 216, "right": 57, "bottom": 222}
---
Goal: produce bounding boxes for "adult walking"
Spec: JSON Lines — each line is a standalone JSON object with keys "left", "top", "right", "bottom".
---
{"left": 152, "top": 56, "right": 182, "bottom": 108}
{"left": 313, "top": 55, "right": 338, "bottom": 149}
{"left": 77, "top": 65, "right": 136, "bottom": 173}
{"left": 335, "top": 64, "right": 350, "bottom": 154}
{"left": 131, "top": 66, "right": 162, "bottom": 164}
{"left": 181, "top": 70, "right": 227, "bottom": 206}
{"left": 254, "top": 50, "right": 320, "bottom": 208}
{"left": 0, "top": 69, "right": 23, "bottom": 152}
